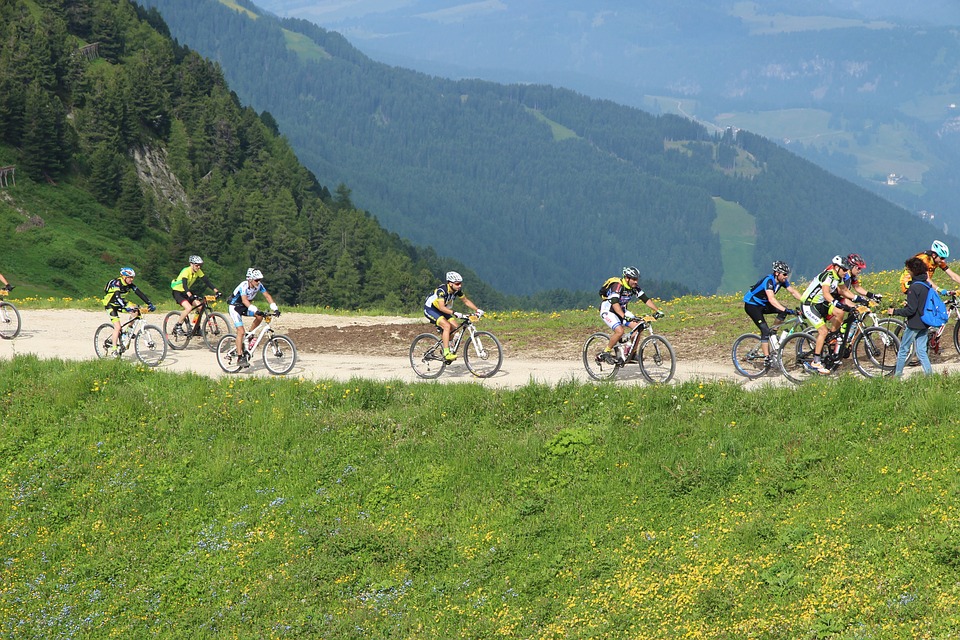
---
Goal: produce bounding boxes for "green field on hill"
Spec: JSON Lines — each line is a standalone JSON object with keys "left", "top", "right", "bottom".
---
{"left": 3, "top": 270, "right": 960, "bottom": 637}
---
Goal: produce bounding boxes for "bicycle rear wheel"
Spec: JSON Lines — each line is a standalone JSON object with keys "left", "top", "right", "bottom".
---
{"left": 463, "top": 331, "right": 503, "bottom": 378}
{"left": 0, "top": 301, "right": 21, "bottom": 339}
{"left": 135, "top": 324, "right": 167, "bottom": 367}
{"left": 163, "top": 311, "right": 192, "bottom": 350}
{"left": 778, "top": 332, "right": 819, "bottom": 384}
{"left": 582, "top": 332, "right": 620, "bottom": 381}
{"left": 262, "top": 335, "right": 297, "bottom": 375}
{"left": 202, "top": 312, "right": 233, "bottom": 351}
{"left": 731, "top": 333, "right": 768, "bottom": 379}
{"left": 638, "top": 335, "right": 676, "bottom": 384}
{"left": 853, "top": 326, "right": 899, "bottom": 377}
{"left": 216, "top": 335, "right": 242, "bottom": 373}
{"left": 410, "top": 333, "right": 446, "bottom": 378}
{"left": 94, "top": 323, "right": 119, "bottom": 359}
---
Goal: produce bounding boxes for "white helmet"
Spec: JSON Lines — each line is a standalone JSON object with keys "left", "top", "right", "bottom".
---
{"left": 246, "top": 268, "right": 264, "bottom": 280}
{"left": 189, "top": 255, "right": 203, "bottom": 264}
{"left": 831, "top": 255, "right": 843, "bottom": 266}
{"left": 446, "top": 271, "right": 463, "bottom": 283}
{"left": 932, "top": 240, "right": 950, "bottom": 259}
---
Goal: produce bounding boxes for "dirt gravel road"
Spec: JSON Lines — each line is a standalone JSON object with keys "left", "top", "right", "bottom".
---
{"left": 0, "top": 309, "right": 797, "bottom": 389}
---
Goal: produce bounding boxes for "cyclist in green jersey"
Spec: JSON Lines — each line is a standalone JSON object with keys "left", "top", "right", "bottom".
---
{"left": 170, "top": 255, "right": 221, "bottom": 332}
{"left": 800, "top": 256, "right": 860, "bottom": 374}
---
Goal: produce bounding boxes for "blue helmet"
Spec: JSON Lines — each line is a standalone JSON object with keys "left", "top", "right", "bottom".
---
{"left": 119, "top": 267, "right": 136, "bottom": 278}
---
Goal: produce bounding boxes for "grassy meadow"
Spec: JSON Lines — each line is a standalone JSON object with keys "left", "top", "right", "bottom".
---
{"left": 4, "top": 269, "right": 960, "bottom": 638}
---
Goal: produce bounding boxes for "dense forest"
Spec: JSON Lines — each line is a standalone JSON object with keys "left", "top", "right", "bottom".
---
{"left": 142, "top": 0, "right": 956, "bottom": 293}
{"left": 0, "top": 0, "right": 526, "bottom": 310}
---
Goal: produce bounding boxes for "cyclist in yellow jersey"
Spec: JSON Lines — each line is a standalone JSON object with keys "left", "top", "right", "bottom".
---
{"left": 800, "top": 256, "right": 858, "bottom": 374}
{"left": 170, "top": 255, "right": 221, "bottom": 332}
{"left": 899, "top": 241, "right": 960, "bottom": 295}
{"left": 423, "top": 271, "right": 483, "bottom": 362}
{"left": 102, "top": 266, "right": 155, "bottom": 355}
{"left": 597, "top": 266, "right": 663, "bottom": 364}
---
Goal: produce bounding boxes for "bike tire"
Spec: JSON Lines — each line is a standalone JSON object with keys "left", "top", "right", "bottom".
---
{"left": 263, "top": 335, "right": 297, "bottom": 375}
{"left": 163, "top": 311, "right": 192, "bottom": 350}
{"left": 638, "top": 334, "right": 676, "bottom": 384}
{"left": 582, "top": 332, "right": 620, "bottom": 381}
{"left": 202, "top": 312, "right": 233, "bottom": 351}
{"left": 463, "top": 330, "right": 503, "bottom": 378}
{"left": 135, "top": 324, "right": 167, "bottom": 367}
{"left": 852, "top": 326, "right": 899, "bottom": 378}
{"left": 216, "top": 334, "right": 242, "bottom": 373}
{"left": 0, "top": 301, "right": 21, "bottom": 339}
{"left": 410, "top": 333, "right": 446, "bottom": 379}
{"left": 93, "top": 323, "right": 119, "bottom": 359}
{"left": 778, "top": 332, "right": 819, "bottom": 384}
{"left": 953, "top": 320, "right": 960, "bottom": 356}
{"left": 731, "top": 333, "right": 768, "bottom": 379}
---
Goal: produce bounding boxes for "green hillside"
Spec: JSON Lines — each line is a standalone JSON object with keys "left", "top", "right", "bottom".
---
{"left": 142, "top": 0, "right": 958, "bottom": 295}
{"left": 4, "top": 353, "right": 960, "bottom": 637}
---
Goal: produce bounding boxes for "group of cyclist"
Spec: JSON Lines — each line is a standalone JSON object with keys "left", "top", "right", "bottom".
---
{"left": 743, "top": 240, "right": 960, "bottom": 376}
{"left": 100, "top": 257, "right": 278, "bottom": 368}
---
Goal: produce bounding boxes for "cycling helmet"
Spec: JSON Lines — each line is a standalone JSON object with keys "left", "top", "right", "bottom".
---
{"left": 837, "top": 257, "right": 853, "bottom": 271}
{"left": 831, "top": 255, "right": 844, "bottom": 267}
{"left": 119, "top": 267, "right": 136, "bottom": 278}
{"left": 445, "top": 271, "right": 463, "bottom": 283}
{"left": 622, "top": 266, "right": 640, "bottom": 280}
{"left": 932, "top": 240, "right": 950, "bottom": 259}
{"left": 847, "top": 253, "right": 866, "bottom": 269}
{"left": 189, "top": 255, "right": 203, "bottom": 265}
{"left": 246, "top": 268, "right": 264, "bottom": 281}
{"left": 772, "top": 260, "right": 791, "bottom": 276}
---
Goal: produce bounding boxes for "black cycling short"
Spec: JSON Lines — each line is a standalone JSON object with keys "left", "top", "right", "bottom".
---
{"left": 172, "top": 290, "right": 196, "bottom": 306}
{"left": 744, "top": 302, "right": 783, "bottom": 340}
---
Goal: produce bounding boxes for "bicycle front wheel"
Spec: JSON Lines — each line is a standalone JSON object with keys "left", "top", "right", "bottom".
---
{"left": 778, "top": 332, "right": 819, "bottom": 384}
{"left": 135, "top": 324, "right": 167, "bottom": 367}
{"left": 852, "top": 326, "right": 899, "bottom": 378}
{"left": 410, "top": 333, "right": 446, "bottom": 379}
{"left": 0, "top": 301, "right": 21, "bottom": 339}
{"left": 638, "top": 335, "right": 676, "bottom": 384}
{"left": 582, "top": 332, "right": 620, "bottom": 381}
{"left": 163, "top": 311, "right": 192, "bottom": 350}
{"left": 731, "top": 333, "right": 768, "bottom": 379}
{"left": 263, "top": 335, "right": 297, "bottom": 375}
{"left": 94, "top": 323, "right": 118, "bottom": 359}
{"left": 463, "top": 331, "right": 503, "bottom": 378}
{"left": 216, "top": 335, "right": 242, "bottom": 373}
{"left": 202, "top": 312, "right": 233, "bottom": 351}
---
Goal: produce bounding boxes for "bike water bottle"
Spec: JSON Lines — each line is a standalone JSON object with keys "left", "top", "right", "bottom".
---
{"left": 769, "top": 334, "right": 780, "bottom": 351}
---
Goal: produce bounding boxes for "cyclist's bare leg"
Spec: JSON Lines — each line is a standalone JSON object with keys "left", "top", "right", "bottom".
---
{"left": 437, "top": 316, "right": 457, "bottom": 351}
{"left": 177, "top": 297, "right": 196, "bottom": 325}
{"left": 606, "top": 324, "right": 625, "bottom": 351}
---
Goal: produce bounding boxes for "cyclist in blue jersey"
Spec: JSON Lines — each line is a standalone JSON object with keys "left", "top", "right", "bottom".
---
{"left": 228, "top": 268, "right": 279, "bottom": 368}
{"left": 743, "top": 261, "right": 804, "bottom": 365}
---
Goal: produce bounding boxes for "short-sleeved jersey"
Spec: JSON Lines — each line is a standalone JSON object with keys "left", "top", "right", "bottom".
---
{"left": 599, "top": 277, "right": 644, "bottom": 309}
{"left": 900, "top": 251, "right": 945, "bottom": 293}
{"left": 425, "top": 283, "right": 464, "bottom": 310}
{"left": 743, "top": 273, "right": 790, "bottom": 306}
{"left": 102, "top": 278, "right": 150, "bottom": 309}
{"left": 170, "top": 266, "right": 207, "bottom": 292}
{"left": 229, "top": 280, "right": 266, "bottom": 306}
{"left": 802, "top": 268, "right": 843, "bottom": 305}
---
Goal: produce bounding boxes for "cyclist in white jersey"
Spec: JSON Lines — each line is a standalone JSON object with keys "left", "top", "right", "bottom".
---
{"left": 228, "top": 268, "right": 279, "bottom": 368}
{"left": 801, "top": 256, "right": 858, "bottom": 374}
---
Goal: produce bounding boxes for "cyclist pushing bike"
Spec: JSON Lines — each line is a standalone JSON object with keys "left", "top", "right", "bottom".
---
{"left": 424, "top": 271, "right": 484, "bottom": 363}
{"left": 597, "top": 266, "right": 662, "bottom": 364}
{"left": 228, "top": 268, "right": 279, "bottom": 369}
{"left": 102, "top": 266, "right": 156, "bottom": 356}
{"left": 742, "top": 260, "right": 804, "bottom": 367}
{"left": 170, "top": 255, "right": 221, "bottom": 331}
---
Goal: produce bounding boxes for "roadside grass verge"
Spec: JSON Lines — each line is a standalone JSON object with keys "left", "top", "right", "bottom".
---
{"left": 3, "top": 356, "right": 960, "bottom": 637}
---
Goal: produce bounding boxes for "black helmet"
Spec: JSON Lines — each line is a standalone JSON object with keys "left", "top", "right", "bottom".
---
{"left": 772, "top": 260, "right": 791, "bottom": 276}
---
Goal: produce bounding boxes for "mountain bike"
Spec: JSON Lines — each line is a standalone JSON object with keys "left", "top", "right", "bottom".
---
{"left": 582, "top": 315, "right": 675, "bottom": 383}
{"left": 93, "top": 307, "right": 167, "bottom": 366}
{"left": 778, "top": 305, "right": 899, "bottom": 384}
{"left": 409, "top": 313, "right": 503, "bottom": 379}
{"left": 0, "top": 286, "right": 21, "bottom": 339}
{"left": 163, "top": 293, "right": 232, "bottom": 351}
{"left": 731, "top": 311, "right": 810, "bottom": 379}
{"left": 216, "top": 311, "right": 297, "bottom": 375}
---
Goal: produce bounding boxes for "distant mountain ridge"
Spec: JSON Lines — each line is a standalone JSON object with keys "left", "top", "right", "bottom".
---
{"left": 143, "top": 0, "right": 956, "bottom": 295}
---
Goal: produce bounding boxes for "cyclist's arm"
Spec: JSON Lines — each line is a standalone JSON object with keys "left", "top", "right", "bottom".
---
{"left": 763, "top": 288, "right": 789, "bottom": 313}
{"left": 132, "top": 285, "right": 152, "bottom": 307}
{"left": 460, "top": 295, "right": 479, "bottom": 314}
{"left": 262, "top": 290, "right": 278, "bottom": 309}
{"left": 0, "top": 273, "right": 8, "bottom": 286}
{"left": 786, "top": 284, "right": 804, "bottom": 303}
{"left": 642, "top": 298, "right": 660, "bottom": 314}
{"left": 943, "top": 266, "right": 960, "bottom": 286}
{"left": 199, "top": 274, "right": 220, "bottom": 295}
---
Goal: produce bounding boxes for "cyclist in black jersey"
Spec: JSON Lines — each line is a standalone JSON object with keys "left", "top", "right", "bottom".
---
{"left": 742, "top": 261, "right": 803, "bottom": 364}
{"left": 102, "top": 266, "right": 156, "bottom": 355}
{"left": 598, "top": 266, "right": 663, "bottom": 363}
